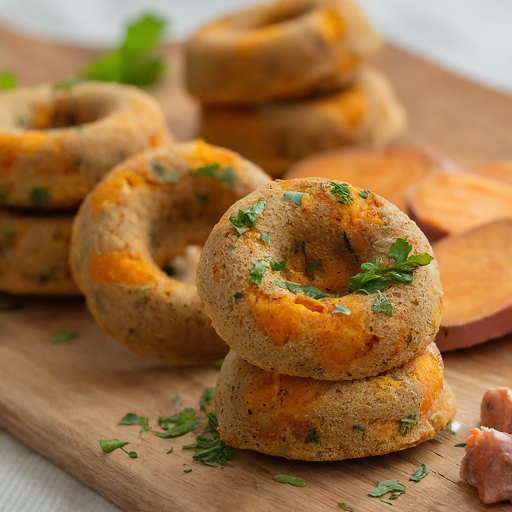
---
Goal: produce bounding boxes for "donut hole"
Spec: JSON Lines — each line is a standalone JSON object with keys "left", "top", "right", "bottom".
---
{"left": 231, "top": 2, "right": 314, "bottom": 30}
{"left": 27, "top": 95, "right": 114, "bottom": 130}
{"left": 161, "top": 245, "right": 202, "bottom": 284}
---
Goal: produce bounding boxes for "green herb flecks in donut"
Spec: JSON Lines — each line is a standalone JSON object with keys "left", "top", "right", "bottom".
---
{"left": 353, "top": 423, "right": 367, "bottom": 438}
{"left": 0, "top": 188, "right": 8, "bottom": 205}
{"left": 350, "top": 236, "right": 433, "bottom": 316}
{"left": 284, "top": 191, "right": 308, "bottom": 206}
{"left": 229, "top": 200, "right": 266, "bottom": 236}
{"left": 305, "top": 430, "right": 320, "bottom": 444}
{"left": 0, "top": 71, "right": 17, "bottom": 90}
{"left": 399, "top": 414, "right": 418, "bottom": 436}
{"left": 321, "top": 182, "right": 352, "bottom": 204}
{"left": 270, "top": 259, "right": 287, "bottom": 272}
{"left": 260, "top": 232, "right": 270, "bottom": 244}
{"left": 359, "top": 189, "right": 371, "bottom": 199}
{"left": 343, "top": 232, "right": 354, "bottom": 255}
{"left": 152, "top": 162, "right": 180, "bottom": 183}
{"left": 249, "top": 258, "right": 287, "bottom": 285}
{"left": 30, "top": 187, "right": 50, "bottom": 208}
{"left": 192, "top": 162, "right": 236, "bottom": 189}
{"left": 38, "top": 269, "right": 55, "bottom": 283}
{"left": 233, "top": 291, "right": 243, "bottom": 300}
{"left": 52, "top": 77, "right": 81, "bottom": 90}
{"left": 333, "top": 304, "right": 351, "bottom": 315}
{"left": 195, "top": 191, "right": 211, "bottom": 205}
{"left": 275, "top": 280, "right": 339, "bottom": 300}
{"left": 99, "top": 438, "right": 138, "bottom": 459}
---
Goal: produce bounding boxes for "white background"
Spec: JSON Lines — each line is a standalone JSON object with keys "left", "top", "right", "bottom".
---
{"left": 1, "top": 1, "right": 511, "bottom": 511}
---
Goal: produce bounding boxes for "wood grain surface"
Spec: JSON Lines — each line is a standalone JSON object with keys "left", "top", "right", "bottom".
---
{"left": 0, "top": 23, "right": 512, "bottom": 512}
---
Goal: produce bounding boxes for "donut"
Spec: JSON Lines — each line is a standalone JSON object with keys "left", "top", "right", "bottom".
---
{"left": 197, "top": 177, "right": 442, "bottom": 380}
{"left": 185, "top": 0, "right": 381, "bottom": 104}
{"left": 0, "top": 209, "right": 79, "bottom": 295}
{"left": 215, "top": 345, "right": 456, "bottom": 461}
{"left": 70, "top": 140, "right": 271, "bottom": 366}
{"left": 0, "top": 81, "right": 171, "bottom": 209}
{"left": 198, "top": 67, "right": 406, "bottom": 178}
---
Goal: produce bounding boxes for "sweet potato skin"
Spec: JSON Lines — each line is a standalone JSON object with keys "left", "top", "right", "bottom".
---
{"left": 481, "top": 388, "right": 512, "bottom": 434}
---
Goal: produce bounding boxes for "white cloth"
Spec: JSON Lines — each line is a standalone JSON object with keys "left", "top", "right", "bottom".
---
{"left": 0, "top": 1, "right": 511, "bottom": 511}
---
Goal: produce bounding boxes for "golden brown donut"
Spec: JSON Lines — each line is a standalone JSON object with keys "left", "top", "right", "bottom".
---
{"left": 199, "top": 67, "right": 406, "bottom": 178}
{"left": 197, "top": 178, "right": 442, "bottom": 380}
{"left": 70, "top": 140, "right": 271, "bottom": 366}
{"left": 0, "top": 209, "right": 79, "bottom": 295}
{"left": 0, "top": 81, "right": 171, "bottom": 209}
{"left": 185, "top": 0, "right": 381, "bottom": 104}
{"left": 215, "top": 345, "right": 456, "bottom": 461}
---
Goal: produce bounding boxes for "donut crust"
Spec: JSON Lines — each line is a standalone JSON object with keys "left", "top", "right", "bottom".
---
{"left": 215, "top": 345, "right": 456, "bottom": 461}
{"left": 71, "top": 140, "right": 271, "bottom": 366}
{"left": 0, "top": 82, "right": 171, "bottom": 209}
{"left": 197, "top": 178, "right": 442, "bottom": 380}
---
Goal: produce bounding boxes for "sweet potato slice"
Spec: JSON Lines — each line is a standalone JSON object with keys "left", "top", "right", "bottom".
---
{"left": 471, "top": 162, "right": 512, "bottom": 187}
{"left": 283, "top": 146, "right": 452, "bottom": 211}
{"left": 434, "top": 220, "right": 512, "bottom": 351}
{"left": 407, "top": 171, "right": 512, "bottom": 242}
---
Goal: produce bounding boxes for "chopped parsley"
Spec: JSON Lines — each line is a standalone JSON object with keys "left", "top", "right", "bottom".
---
{"left": 409, "top": 463, "right": 429, "bottom": 482}
{"left": 183, "top": 468, "right": 192, "bottom": 473}
{"left": 284, "top": 191, "right": 308, "bottom": 206}
{"left": 99, "top": 438, "right": 138, "bottom": 458}
{"left": 333, "top": 304, "right": 351, "bottom": 315}
{"left": 273, "top": 475, "right": 305, "bottom": 487}
{"left": 400, "top": 414, "right": 418, "bottom": 436}
{"left": 260, "top": 233, "right": 270, "bottom": 244}
{"left": 119, "top": 412, "right": 150, "bottom": 433}
{"left": 305, "top": 430, "right": 320, "bottom": 444}
{"left": 233, "top": 292, "right": 243, "bottom": 300}
{"left": 359, "top": 189, "right": 371, "bottom": 199}
{"left": 270, "top": 259, "right": 287, "bottom": 272}
{"left": 84, "top": 13, "right": 167, "bottom": 87}
{"left": 229, "top": 200, "right": 266, "bottom": 235}
{"left": 275, "top": 280, "right": 338, "bottom": 300}
{"left": 195, "top": 191, "right": 210, "bottom": 205}
{"left": 0, "top": 71, "right": 17, "bottom": 90}
{"left": 373, "top": 290, "right": 393, "bottom": 317}
{"left": 455, "top": 442, "right": 467, "bottom": 448}
{"left": 322, "top": 182, "right": 352, "bottom": 204}
{"left": 211, "top": 359, "right": 224, "bottom": 370}
{"left": 369, "top": 479, "right": 406, "bottom": 502}
{"left": 199, "top": 387, "right": 214, "bottom": 408}
{"left": 152, "top": 162, "right": 179, "bottom": 183}
{"left": 249, "top": 259, "right": 268, "bottom": 285}
{"left": 338, "top": 504, "right": 355, "bottom": 511}
{"left": 193, "top": 163, "right": 236, "bottom": 188}
{"left": 155, "top": 408, "right": 199, "bottom": 438}
{"left": 49, "top": 329, "right": 79, "bottom": 344}
{"left": 30, "top": 187, "right": 50, "bottom": 208}
{"left": 353, "top": 423, "right": 366, "bottom": 438}
{"left": 53, "top": 77, "right": 81, "bottom": 90}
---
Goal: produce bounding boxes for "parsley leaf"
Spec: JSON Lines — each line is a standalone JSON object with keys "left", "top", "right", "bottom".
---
{"left": 455, "top": 442, "right": 467, "bottom": 448}
{"left": 49, "top": 329, "right": 79, "bottom": 344}
{"left": 275, "top": 280, "right": 339, "bottom": 300}
{"left": 0, "top": 71, "right": 17, "bottom": 90}
{"left": 119, "top": 412, "right": 150, "bottom": 433}
{"left": 152, "top": 162, "right": 179, "bottom": 183}
{"left": 359, "top": 190, "right": 370, "bottom": 199}
{"left": 338, "top": 504, "right": 355, "bottom": 511}
{"left": 53, "top": 77, "right": 81, "bottom": 90}
{"left": 400, "top": 414, "right": 418, "bottom": 436}
{"left": 284, "top": 191, "right": 308, "bottom": 206}
{"left": 260, "top": 232, "right": 270, "bottom": 244}
{"left": 183, "top": 434, "right": 235, "bottom": 466}
{"left": 229, "top": 200, "right": 266, "bottom": 235}
{"left": 305, "top": 430, "right": 320, "bottom": 444}
{"left": 193, "top": 163, "right": 236, "bottom": 188}
{"left": 84, "top": 13, "right": 167, "bottom": 87}
{"left": 211, "top": 359, "right": 224, "bottom": 370}
{"left": 353, "top": 423, "right": 366, "bottom": 438}
{"left": 155, "top": 408, "right": 198, "bottom": 438}
{"left": 333, "top": 304, "right": 351, "bottom": 315}
{"left": 373, "top": 291, "right": 393, "bottom": 317}
{"left": 99, "top": 438, "right": 138, "bottom": 458}
{"left": 410, "top": 463, "right": 429, "bottom": 482}
{"left": 249, "top": 259, "right": 268, "bottom": 285}
{"left": 273, "top": 475, "right": 305, "bottom": 487}
{"left": 199, "top": 387, "right": 214, "bottom": 408}
{"left": 323, "top": 182, "right": 352, "bottom": 204}
{"left": 369, "top": 479, "right": 406, "bottom": 498}
{"left": 270, "top": 259, "right": 287, "bottom": 272}
{"left": 183, "top": 468, "right": 192, "bottom": 473}
{"left": 30, "top": 187, "right": 50, "bottom": 208}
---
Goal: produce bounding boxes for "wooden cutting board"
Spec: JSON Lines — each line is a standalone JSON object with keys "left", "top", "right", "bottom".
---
{"left": 1, "top": 24, "right": 512, "bottom": 512}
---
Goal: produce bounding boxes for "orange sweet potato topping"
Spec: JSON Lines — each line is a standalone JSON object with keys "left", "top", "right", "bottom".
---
{"left": 88, "top": 252, "right": 158, "bottom": 286}
{"left": 408, "top": 350, "right": 443, "bottom": 414}
{"left": 89, "top": 170, "right": 148, "bottom": 210}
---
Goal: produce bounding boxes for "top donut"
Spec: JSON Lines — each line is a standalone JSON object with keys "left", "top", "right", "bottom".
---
{"left": 197, "top": 178, "right": 443, "bottom": 380}
{"left": 0, "top": 81, "right": 171, "bottom": 209}
{"left": 185, "top": 0, "right": 382, "bottom": 104}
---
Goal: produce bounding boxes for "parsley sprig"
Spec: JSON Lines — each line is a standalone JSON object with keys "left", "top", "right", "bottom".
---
{"left": 275, "top": 280, "right": 338, "bottom": 300}
{"left": 249, "top": 257, "right": 287, "bottom": 285}
{"left": 99, "top": 438, "right": 138, "bottom": 458}
{"left": 321, "top": 182, "right": 352, "bottom": 204}
{"left": 369, "top": 479, "right": 406, "bottom": 503}
{"left": 229, "top": 200, "right": 266, "bottom": 236}
{"left": 192, "top": 162, "right": 236, "bottom": 189}
{"left": 400, "top": 414, "right": 418, "bottom": 436}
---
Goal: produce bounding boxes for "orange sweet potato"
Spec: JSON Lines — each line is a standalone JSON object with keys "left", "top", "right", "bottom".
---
{"left": 407, "top": 171, "right": 512, "bottom": 242}
{"left": 283, "top": 146, "right": 453, "bottom": 211}
{"left": 435, "top": 220, "right": 512, "bottom": 351}
{"left": 471, "top": 162, "right": 512, "bottom": 187}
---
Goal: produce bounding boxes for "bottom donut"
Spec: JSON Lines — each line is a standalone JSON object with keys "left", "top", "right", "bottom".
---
{"left": 215, "top": 344, "right": 455, "bottom": 461}
{"left": 0, "top": 209, "right": 79, "bottom": 295}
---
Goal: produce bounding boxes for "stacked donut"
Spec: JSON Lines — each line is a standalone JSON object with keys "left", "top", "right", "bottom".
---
{"left": 185, "top": 0, "right": 406, "bottom": 178}
{"left": 197, "top": 178, "right": 456, "bottom": 461}
{"left": 0, "top": 82, "right": 170, "bottom": 295}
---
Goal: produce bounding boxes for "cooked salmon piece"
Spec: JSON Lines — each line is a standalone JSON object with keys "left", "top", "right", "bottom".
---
{"left": 460, "top": 427, "right": 512, "bottom": 504}
{"left": 481, "top": 387, "right": 512, "bottom": 434}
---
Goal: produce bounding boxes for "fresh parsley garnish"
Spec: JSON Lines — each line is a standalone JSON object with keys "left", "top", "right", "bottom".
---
{"left": 183, "top": 468, "right": 192, "bottom": 473}
{"left": 333, "top": 304, "right": 351, "bottom": 315}
{"left": 400, "top": 414, "right": 418, "bottom": 436}
{"left": 353, "top": 423, "right": 366, "bottom": 438}
{"left": 199, "top": 387, "right": 214, "bottom": 408}
{"left": 284, "top": 191, "right": 308, "bottom": 206}
{"left": 30, "top": 187, "right": 50, "bottom": 208}
{"left": 53, "top": 77, "right": 81, "bottom": 90}
{"left": 373, "top": 290, "right": 393, "bottom": 317}
{"left": 84, "top": 13, "right": 167, "bottom": 86}
{"left": 195, "top": 191, "right": 210, "bottom": 205}
{"left": 119, "top": 412, "right": 150, "bottom": 433}
{"left": 211, "top": 359, "right": 224, "bottom": 370}
{"left": 229, "top": 200, "right": 266, "bottom": 235}
{"left": 338, "top": 504, "right": 355, "bottom": 511}
{"left": 409, "top": 463, "right": 429, "bottom": 482}
{"left": 260, "top": 233, "right": 270, "bottom": 244}
{"left": 273, "top": 475, "right": 305, "bottom": 487}
{"left": 155, "top": 408, "right": 198, "bottom": 438}
{"left": 275, "top": 280, "right": 339, "bottom": 300}
{"left": 322, "top": 182, "right": 352, "bottom": 204}
{"left": 369, "top": 479, "right": 406, "bottom": 502}
{"left": 455, "top": 442, "right": 467, "bottom": 448}
{"left": 233, "top": 292, "right": 243, "bottom": 300}
{"left": 249, "top": 259, "right": 268, "bottom": 285}
{"left": 270, "top": 259, "right": 287, "bottom": 272}
{"left": 152, "top": 162, "right": 179, "bottom": 183}
{"left": 183, "top": 434, "right": 235, "bottom": 467}
{"left": 49, "top": 329, "right": 79, "bottom": 344}
{"left": 99, "top": 438, "right": 138, "bottom": 458}
{"left": 305, "top": 430, "right": 320, "bottom": 444}
{"left": 359, "top": 190, "right": 370, "bottom": 199}
{"left": 0, "top": 71, "right": 17, "bottom": 90}
{"left": 349, "top": 236, "right": 433, "bottom": 295}
{"left": 193, "top": 163, "right": 236, "bottom": 188}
